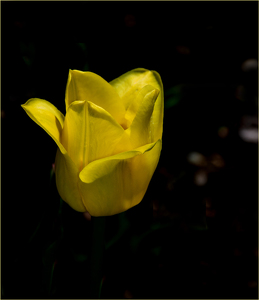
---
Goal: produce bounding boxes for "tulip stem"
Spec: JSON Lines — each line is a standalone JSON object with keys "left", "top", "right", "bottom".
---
{"left": 89, "top": 216, "right": 106, "bottom": 298}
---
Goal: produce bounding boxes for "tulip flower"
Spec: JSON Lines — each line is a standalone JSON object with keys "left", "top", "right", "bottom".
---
{"left": 22, "top": 68, "right": 163, "bottom": 216}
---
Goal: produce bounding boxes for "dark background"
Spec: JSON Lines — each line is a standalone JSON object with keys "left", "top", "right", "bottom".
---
{"left": 1, "top": 1, "right": 258, "bottom": 299}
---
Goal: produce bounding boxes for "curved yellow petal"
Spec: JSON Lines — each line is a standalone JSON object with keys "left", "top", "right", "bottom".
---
{"left": 65, "top": 70, "right": 126, "bottom": 126}
{"left": 78, "top": 139, "right": 162, "bottom": 217}
{"left": 21, "top": 98, "right": 66, "bottom": 153}
{"left": 109, "top": 68, "right": 162, "bottom": 107}
{"left": 150, "top": 71, "right": 164, "bottom": 142}
{"left": 55, "top": 149, "right": 86, "bottom": 212}
{"left": 61, "top": 100, "right": 131, "bottom": 172}
{"left": 126, "top": 87, "right": 159, "bottom": 148}
{"left": 110, "top": 68, "right": 164, "bottom": 140}
{"left": 124, "top": 84, "right": 157, "bottom": 127}
{"left": 87, "top": 101, "right": 132, "bottom": 161}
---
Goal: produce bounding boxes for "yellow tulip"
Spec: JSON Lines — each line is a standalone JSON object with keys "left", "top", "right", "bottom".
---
{"left": 22, "top": 68, "right": 164, "bottom": 216}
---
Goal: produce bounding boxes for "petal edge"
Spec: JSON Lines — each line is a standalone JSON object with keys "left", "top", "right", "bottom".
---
{"left": 78, "top": 139, "right": 162, "bottom": 216}
{"left": 21, "top": 98, "right": 66, "bottom": 153}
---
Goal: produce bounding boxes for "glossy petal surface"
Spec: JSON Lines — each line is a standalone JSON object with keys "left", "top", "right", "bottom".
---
{"left": 65, "top": 70, "right": 126, "bottom": 126}
{"left": 110, "top": 68, "right": 164, "bottom": 140}
{"left": 78, "top": 139, "right": 162, "bottom": 216}
{"left": 126, "top": 87, "right": 160, "bottom": 148}
{"left": 55, "top": 149, "right": 86, "bottom": 212}
{"left": 21, "top": 98, "right": 66, "bottom": 153}
{"left": 61, "top": 100, "right": 131, "bottom": 172}
{"left": 124, "top": 85, "right": 156, "bottom": 125}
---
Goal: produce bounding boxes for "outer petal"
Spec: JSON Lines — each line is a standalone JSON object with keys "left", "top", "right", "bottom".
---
{"left": 22, "top": 98, "right": 86, "bottom": 212}
{"left": 110, "top": 68, "right": 164, "bottom": 140}
{"left": 61, "top": 100, "right": 131, "bottom": 172}
{"left": 150, "top": 71, "right": 164, "bottom": 142}
{"left": 65, "top": 70, "right": 127, "bottom": 127}
{"left": 123, "top": 84, "right": 156, "bottom": 126}
{"left": 55, "top": 149, "right": 86, "bottom": 212}
{"left": 78, "top": 139, "right": 162, "bottom": 217}
{"left": 110, "top": 69, "right": 161, "bottom": 107}
{"left": 126, "top": 87, "right": 160, "bottom": 148}
{"left": 21, "top": 98, "right": 66, "bottom": 153}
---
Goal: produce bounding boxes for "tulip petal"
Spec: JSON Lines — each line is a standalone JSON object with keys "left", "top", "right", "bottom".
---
{"left": 126, "top": 87, "right": 160, "bottom": 148}
{"left": 61, "top": 100, "right": 131, "bottom": 172}
{"left": 78, "top": 139, "right": 162, "bottom": 216}
{"left": 110, "top": 68, "right": 161, "bottom": 108}
{"left": 22, "top": 98, "right": 86, "bottom": 212}
{"left": 110, "top": 68, "right": 164, "bottom": 140}
{"left": 55, "top": 149, "right": 86, "bottom": 212}
{"left": 150, "top": 71, "right": 164, "bottom": 142}
{"left": 65, "top": 70, "right": 127, "bottom": 127}
{"left": 21, "top": 98, "right": 66, "bottom": 153}
{"left": 87, "top": 101, "right": 132, "bottom": 161}
{"left": 123, "top": 85, "right": 155, "bottom": 125}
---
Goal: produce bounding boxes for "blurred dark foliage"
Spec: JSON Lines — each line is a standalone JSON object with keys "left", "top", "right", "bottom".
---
{"left": 1, "top": 1, "right": 258, "bottom": 299}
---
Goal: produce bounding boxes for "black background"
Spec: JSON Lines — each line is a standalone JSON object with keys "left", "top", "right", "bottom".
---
{"left": 1, "top": 1, "right": 258, "bottom": 299}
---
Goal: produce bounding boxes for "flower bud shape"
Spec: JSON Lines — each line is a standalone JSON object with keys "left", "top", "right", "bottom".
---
{"left": 22, "top": 69, "right": 164, "bottom": 216}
